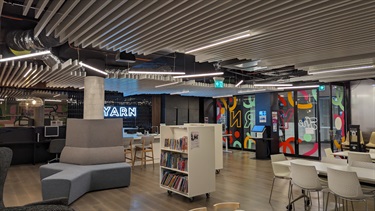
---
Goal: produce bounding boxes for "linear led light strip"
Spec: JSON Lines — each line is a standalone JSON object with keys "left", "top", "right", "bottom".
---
{"left": 235, "top": 80, "right": 243, "bottom": 87}
{"left": 170, "top": 90, "right": 189, "bottom": 95}
{"left": 173, "top": 72, "right": 224, "bottom": 79}
{"left": 238, "top": 89, "right": 267, "bottom": 94}
{"left": 309, "top": 65, "right": 375, "bottom": 75}
{"left": 277, "top": 85, "right": 319, "bottom": 90}
{"left": 79, "top": 62, "right": 108, "bottom": 76}
{"left": 212, "top": 95, "right": 233, "bottom": 99}
{"left": 129, "top": 71, "right": 185, "bottom": 75}
{"left": 186, "top": 31, "right": 251, "bottom": 54}
{"left": 155, "top": 82, "right": 180, "bottom": 88}
{"left": 45, "top": 99, "right": 62, "bottom": 102}
{"left": 254, "top": 83, "right": 293, "bottom": 87}
{"left": 0, "top": 51, "right": 51, "bottom": 62}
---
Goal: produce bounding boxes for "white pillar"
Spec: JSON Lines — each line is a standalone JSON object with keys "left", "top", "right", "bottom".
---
{"left": 84, "top": 76, "right": 104, "bottom": 119}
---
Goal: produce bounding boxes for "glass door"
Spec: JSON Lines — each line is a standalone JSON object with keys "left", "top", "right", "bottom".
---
{"left": 278, "top": 91, "right": 296, "bottom": 154}
{"left": 296, "top": 89, "right": 319, "bottom": 158}
{"left": 278, "top": 89, "right": 320, "bottom": 158}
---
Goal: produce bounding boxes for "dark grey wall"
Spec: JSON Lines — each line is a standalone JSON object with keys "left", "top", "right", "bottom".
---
{"left": 163, "top": 95, "right": 200, "bottom": 125}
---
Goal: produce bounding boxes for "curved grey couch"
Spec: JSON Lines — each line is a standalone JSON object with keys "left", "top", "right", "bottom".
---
{"left": 40, "top": 162, "right": 131, "bottom": 204}
{"left": 40, "top": 119, "right": 130, "bottom": 205}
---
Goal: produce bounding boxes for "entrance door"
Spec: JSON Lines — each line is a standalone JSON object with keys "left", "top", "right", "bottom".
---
{"left": 278, "top": 89, "right": 320, "bottom": 158}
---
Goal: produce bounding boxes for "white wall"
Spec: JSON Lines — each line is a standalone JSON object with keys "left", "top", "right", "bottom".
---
{"left": 350, "top": 79, "right": 375, "bottom": 139}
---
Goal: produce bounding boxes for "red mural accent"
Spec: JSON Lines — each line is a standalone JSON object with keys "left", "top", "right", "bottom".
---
{"left": 279, "top": 137, "right": 302, "bottom": 154}
{"left": 299, "top": 90, "right": 309, "bottom": 100}
{"left": 278, "top": 108, "right": 294, "bottom": 129}
{"left": 216, "top": 101, "right": 222, "bottom": 121}
{"left": 278, "top": 95, "right": 287, "bottom": 107}
{"left": 302, "top": 143, "right": 319, "bottom": 156}
{"left": 234, "top": 131, "right": 240, "bottom": 139}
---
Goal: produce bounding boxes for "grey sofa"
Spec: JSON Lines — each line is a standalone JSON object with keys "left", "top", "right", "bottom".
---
{"left": 40, "top": 119, "right": 131, "bottom": 205}
{"left": 1, "top": 147, "right": 74, "bottom": 211}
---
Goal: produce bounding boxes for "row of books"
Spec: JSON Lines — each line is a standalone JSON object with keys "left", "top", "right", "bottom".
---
{"left": 164, "top": 136, "right": 188, "bottom": 151}
{"left": 161, "top": 171, "right": 188, "bottom": 193}
{"left": 160, "top": 152, "right": 188, "bottom": 171}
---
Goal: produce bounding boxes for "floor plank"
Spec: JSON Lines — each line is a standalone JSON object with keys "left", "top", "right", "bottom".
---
{"left": 4, "top": 150, "right": 374, "bottom": 210}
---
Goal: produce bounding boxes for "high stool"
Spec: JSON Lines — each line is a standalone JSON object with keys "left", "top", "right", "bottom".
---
{"left": 133, "top": 136, "right": 154, "bottom": 167}
{"left": 123, "top": 137, "right": 134, "bottom": 166}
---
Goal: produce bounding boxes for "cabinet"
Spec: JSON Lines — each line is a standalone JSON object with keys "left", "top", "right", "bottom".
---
{"left": 160, "top": 125, "right": 215, "bottom": 201}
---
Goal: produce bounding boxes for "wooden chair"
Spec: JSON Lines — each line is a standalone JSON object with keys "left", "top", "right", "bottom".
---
{"left": 213, "top": 202, "right": 240, "bottom": 211}
{"left": 133, "top": 136, "right": 154, "bottom": 167}
{"left": 123, "top": 137, "right": 134, "bottom": 166}
{"left": 366, "top": 132, "right": 375, "bottom": 149}
{"left": 189, "top": 207, "right": 207, "bottom": 211}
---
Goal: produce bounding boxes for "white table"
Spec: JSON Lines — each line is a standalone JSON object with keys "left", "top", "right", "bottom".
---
{"left": 332, "top": 151, "right": 375, "bottom": 160}
{"left": 274, "top": 159, "right": 375, "bottom": 184}
{"left": 222, "top": 134, "right": 232, "bottom": 153}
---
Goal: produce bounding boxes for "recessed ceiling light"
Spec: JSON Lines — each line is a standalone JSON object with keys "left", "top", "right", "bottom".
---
{"left": 129, "top": 71, "right": 185, "bottom": 75}
{"left": 254, "top": 83, "right": 293, "bottom": 87}
{"left": 235, "top": 80, "right": 243, "bottom": 87}
{"left": 186, "top": 31, "right": 251, "bottom": 54}
{"left": 0, "top": 50, "right": 51, "bottom": 62}
{"left": 277, "top": 85, "right": 319, "bottom": 90}
{"left": 173, "top": 72, "right": 223, "bottom": 79}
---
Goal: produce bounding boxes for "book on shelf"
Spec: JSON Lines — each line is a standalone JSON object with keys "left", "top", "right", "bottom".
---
{"left": 160, "top": 151, "right": 188, "bottom": 171}
{"left": 163, "top": 136, "right": 188, "bottom": 151}
{"left": 161, "top": 171, "right": 188, "bottom": 193}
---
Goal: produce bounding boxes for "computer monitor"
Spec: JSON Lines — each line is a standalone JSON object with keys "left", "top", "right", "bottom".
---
{"left": 251, "top": 125, "right": 266, "bottom": 138}
{"left": 44, "top": 126, "right": 59, "bottom": 138}
{"left": 251, "top": 125, "right": 265, "bottom": 133}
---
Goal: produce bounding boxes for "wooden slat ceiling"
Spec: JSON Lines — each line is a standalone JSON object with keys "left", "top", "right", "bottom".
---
{"left": 0, "top": 0, "right": 374, "bottom": 96}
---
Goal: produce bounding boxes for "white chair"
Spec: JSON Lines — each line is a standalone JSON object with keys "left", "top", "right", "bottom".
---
{"left": 288, "top": 163, "right": 326, "bottom": 210}
{"left": 324, "top": 148, "right": 334, "bottom": 158}
{"left": 351, "top": 161, "right": 375, "bottom": 169}
{"left": 347, "top": 152, "right": 372, "bottom": 166}
{"left": 369, "top": 149, "right": 375, "bottom": 154}
{"left": 327, "top": 167, "right": 375, "bottom": 211}
{"left": 269, "top": 154, "right": 292, "bottom": 203}
{"left": 321, "top": 157, "right": 347, "bottom": 166}
{"left": 366, "top": 132, "right": 375, "bottom": 149}
{"left": 189, "top": 207, "right": 207, "bottom": 211}
{"left": 213, "top": 202, "right": 240, "bottom": 211}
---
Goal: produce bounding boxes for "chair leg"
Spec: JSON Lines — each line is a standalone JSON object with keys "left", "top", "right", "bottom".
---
{"left": 317, "top": 191, "right": 320, "bottom": 211}
{"left": 324, "top": 192, "right": 330, "bottom": 211}
{"left": 151, "top": 147, "right": 154, "bottom": 168}
{"left": 269, "top": 177, "right": 276, "bottom": 203}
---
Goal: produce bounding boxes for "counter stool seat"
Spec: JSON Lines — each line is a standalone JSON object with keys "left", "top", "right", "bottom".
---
{"left": 133, "top": 136, "right": 154, "bottom": 167}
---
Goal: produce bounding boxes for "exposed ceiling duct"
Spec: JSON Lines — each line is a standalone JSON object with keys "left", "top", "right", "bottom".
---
{"left": 5, "top": 29, "right": 64, "bottom": 67}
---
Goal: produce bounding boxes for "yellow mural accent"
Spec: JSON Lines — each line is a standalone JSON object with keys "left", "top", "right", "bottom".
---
{"left": 287, "top": 91, "right": 313, "bottom": 109}
{"left": 220, "top": 98, "right": 228, "bottom": 109}
{"left": 230, "top": 110, "right": 242, "bottom": 128}
{"left": 244, "top": 135, "right": 256, "bottom": 149}
{"left": 229, "top": 96, "right": 237, "bottom": 111}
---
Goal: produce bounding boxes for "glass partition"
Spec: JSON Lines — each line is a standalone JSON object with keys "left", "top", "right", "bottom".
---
{"left": 242, "top": 95, "right": 256, "bottom": 150}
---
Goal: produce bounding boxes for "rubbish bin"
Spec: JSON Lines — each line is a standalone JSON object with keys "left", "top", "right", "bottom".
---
{"left": 256, "top": 138, "right": 270, "bottom": 159}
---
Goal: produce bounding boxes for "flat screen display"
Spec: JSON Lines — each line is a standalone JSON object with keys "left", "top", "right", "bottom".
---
{"left": 251, "top": 125, "right": 265, "bottom": 133}
{"left": 44, "top": 126, "right": 59, "bottom": 137}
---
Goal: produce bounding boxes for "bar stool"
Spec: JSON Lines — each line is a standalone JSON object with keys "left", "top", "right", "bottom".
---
{"left": 133, "top": 136, "right": 154, "bottom": 167}
{"left": 123, "top": 137, "right": 134, "bottom": 166}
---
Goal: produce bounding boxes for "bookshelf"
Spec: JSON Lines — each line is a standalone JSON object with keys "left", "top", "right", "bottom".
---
{"left": 160, "top": 125, "right": 215, "bottom": 201}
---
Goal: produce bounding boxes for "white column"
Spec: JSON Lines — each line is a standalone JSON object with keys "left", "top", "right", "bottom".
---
{"left": 84, "top": 76, "right": 104, "bottom": 119}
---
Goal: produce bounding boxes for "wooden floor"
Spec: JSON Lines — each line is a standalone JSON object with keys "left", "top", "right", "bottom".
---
{"left": 4, "top": 151, "right": 374, "bottom": 211}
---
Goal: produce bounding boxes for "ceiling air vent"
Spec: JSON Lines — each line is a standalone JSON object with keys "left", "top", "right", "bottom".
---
{"left": 115, "top": 52, "right": 136, "bottom": 63}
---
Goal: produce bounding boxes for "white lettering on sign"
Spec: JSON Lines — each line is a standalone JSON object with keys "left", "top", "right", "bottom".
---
{"left": 103, "top": 106, "right": 137, "bottom": 118}
{"left": 298, "top": 116, "right": 318, "bottom": 130}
